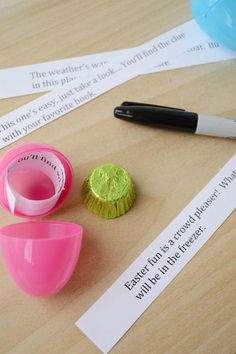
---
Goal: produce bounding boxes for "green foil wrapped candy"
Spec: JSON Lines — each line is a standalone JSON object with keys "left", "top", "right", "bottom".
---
{"left": 82, "top": 163, "right": 136, "bottom": 218}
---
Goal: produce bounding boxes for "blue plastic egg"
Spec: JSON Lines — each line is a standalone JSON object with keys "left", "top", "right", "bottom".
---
{"left": 190, "top": 0, "right": 236, "bottom": 51}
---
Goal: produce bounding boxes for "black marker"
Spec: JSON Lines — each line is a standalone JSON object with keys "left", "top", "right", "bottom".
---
{"left": 113, "top": 101, "right": 236, "bottom": 139}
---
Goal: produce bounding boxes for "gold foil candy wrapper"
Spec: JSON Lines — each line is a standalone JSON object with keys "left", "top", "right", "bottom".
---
{"left": 82, "top": 163, "right": 136, "bottom": 218}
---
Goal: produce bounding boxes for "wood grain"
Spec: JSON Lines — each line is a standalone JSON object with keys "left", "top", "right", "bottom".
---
{"left": 0, "top": 1, "right": 235, "bottom": 353}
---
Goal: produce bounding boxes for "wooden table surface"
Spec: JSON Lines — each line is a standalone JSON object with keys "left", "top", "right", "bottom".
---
{"left": 0, "top": 1, "right": 235, "bottom": 353}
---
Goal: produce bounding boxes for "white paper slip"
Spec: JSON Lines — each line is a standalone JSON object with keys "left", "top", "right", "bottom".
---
{"left": 76, "top": 154, "right": 236, "bottom": 354}
{"left": 0, "top": 19, "right": 209, "bottom": 99}
{"left": 6, "top": 151, "right": 65, "bottom": 216}
{"left": 0, "top": 20, "right": 208, "bottom": 149}
{"left": 0, "top": 48, "right": 132, "bottom": 99}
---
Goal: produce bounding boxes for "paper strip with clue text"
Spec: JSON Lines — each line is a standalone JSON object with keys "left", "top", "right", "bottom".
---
{"left": 0, "top": 39, "right": 234, "bottom": 100}
{"left": 76, "top": 154, "right": 236, "bottom": 353}
{"left": 6, "top": 151, "right": 65, "bottom": 216}
{"left": 1, "top": 20, "right": 236, "bottom": 99}
{"left": 0, "top": 20, "right": 209, "bottom": 149}
{"left": 0, "top": 20, "right": 222, "bottom": 98}
{"left": 0, "top": 49, "right": 129, "bottom": 99}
